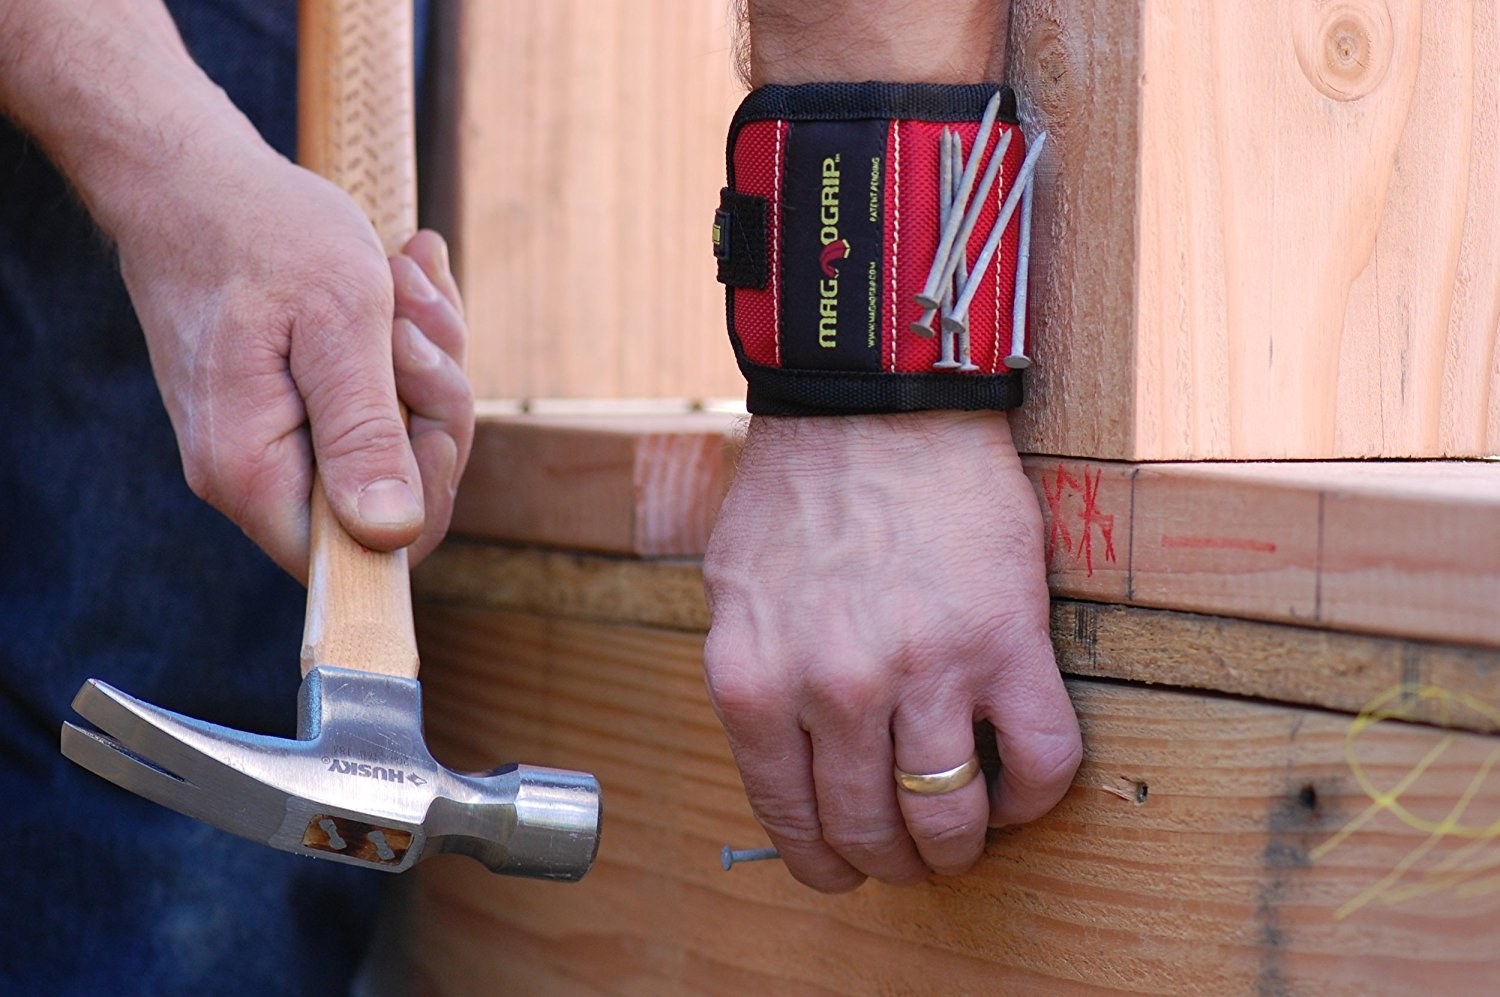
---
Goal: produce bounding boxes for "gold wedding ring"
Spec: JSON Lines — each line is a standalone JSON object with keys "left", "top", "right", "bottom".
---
{"left": 893, "top": 752, "right": 982, "bottom": 796}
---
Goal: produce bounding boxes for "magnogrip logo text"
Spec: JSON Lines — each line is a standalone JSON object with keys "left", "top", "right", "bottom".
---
{"left": 817, "top": 154, "right": 850, "bottom": 349}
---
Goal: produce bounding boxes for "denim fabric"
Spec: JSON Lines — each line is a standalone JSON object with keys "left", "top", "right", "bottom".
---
{"left": 0, "top": 2, "right": 427, "bottom": 993}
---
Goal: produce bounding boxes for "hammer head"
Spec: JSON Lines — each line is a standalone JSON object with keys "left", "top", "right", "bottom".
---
{"left": 60, "top": 667, "right": 601, "bottom": 880}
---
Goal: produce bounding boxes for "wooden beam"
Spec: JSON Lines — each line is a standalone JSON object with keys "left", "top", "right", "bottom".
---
{"left": 450, "top": 410, "right": 738, "bottom": 557}
{"left": 414, "top": 543, "right": 1500, "bottom": 735}
{"left": 447, "top": 413, "right": 1500, "bottom": 648}
{"left": 1030, "top": 456, "right": 1500, "bottom": 649}
{"left": 398, "top": 605, "right": 1500, "bottom": 993}
{"left": 1006, "top": 0, "right": 1500, "bottom": 459}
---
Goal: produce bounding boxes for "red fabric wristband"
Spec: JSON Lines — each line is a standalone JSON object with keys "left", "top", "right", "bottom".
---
{"left": 715, "top": 83, "right": 1029, "bottom": 416}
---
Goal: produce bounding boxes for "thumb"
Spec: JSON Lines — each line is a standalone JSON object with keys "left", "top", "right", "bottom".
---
{"left": 291, "top": 279, "right": 424, "bottom": 552}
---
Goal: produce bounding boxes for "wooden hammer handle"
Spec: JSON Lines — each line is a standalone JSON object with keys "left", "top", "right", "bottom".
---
{"left": 296, "top": 0, "right": 420, "bottom": 679}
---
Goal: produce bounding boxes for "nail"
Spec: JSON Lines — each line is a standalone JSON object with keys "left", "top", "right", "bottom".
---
{"left": 356, "top": 477, "right": 421, "bottom": 528}
{"left": 929, "top": 127, "right": 1012, "bottom": 316}
{"left": 911, "top": 128, "right": 955, "bottom": 339}
{"left": 1006, "top": 165, "right": 1037, "bottom": 370}
{"left": 943, "top": 132, "right": 1048, "bottom": 334}
{"left": 915, "top": 90, "right": 1004, "bottom": 310}
{"left": 720, "top": 845, "right": 781, "bottom": 871}
{"left": 934, "top": 132, "right": 963, "bottom": 370}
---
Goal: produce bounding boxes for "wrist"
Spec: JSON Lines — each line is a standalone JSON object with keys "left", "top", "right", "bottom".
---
{"left": 745, "top": 1, "right": 1011, "bottom": 86}
{"left": 744, "top": 410, "right": 1018, "bottom": 471}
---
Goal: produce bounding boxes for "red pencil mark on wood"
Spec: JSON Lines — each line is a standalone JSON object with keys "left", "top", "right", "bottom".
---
{"left": 1042, "top": 464, "right": 1117, "bottom": 577}
{"left": 1078, "top": 468, "right": 1116, "bottom": 577}
{"left": 1161, "top": 535, "right": 1278, "bottom": 554}
{"left": 1043, "top": 464, "right": 1081, "bottom": 565}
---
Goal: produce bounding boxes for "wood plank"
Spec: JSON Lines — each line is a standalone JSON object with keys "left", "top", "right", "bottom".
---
{"left": 414, "top": 543, "right": 1500, "bottom": 735}
{"left": 1030, "top": 456, "right": 1500, "bottom": 648}
{"left": 397, "top": 606, "right": 1500, "bottom": 994}
{"left": 448, "top": 414, "right": 1500, "bottom": 647}
{"left": 420, "top": 0, "right": 745, "bottom": 402}
{"left": 1006, "top": 0, "right": 1500, "bottom": 458}
{"left": 1003, "top": 1, "right": 1144, "bottom": 461}
{"left": 449, "top": 410, "right": 739, "bottom": 557}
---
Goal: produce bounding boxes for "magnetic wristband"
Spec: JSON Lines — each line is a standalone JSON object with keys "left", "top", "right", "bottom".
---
{"left": 714, "top": 82, "right": 1033, "bottom": 417}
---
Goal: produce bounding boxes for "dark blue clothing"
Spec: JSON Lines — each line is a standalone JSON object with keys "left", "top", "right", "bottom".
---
{"left": 0, "top": 2, "right": 426, "bottom": 992}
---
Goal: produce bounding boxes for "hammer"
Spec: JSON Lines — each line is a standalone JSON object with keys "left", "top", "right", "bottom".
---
{"left": 59, "top": 0, "right": 602, "bottom": 880}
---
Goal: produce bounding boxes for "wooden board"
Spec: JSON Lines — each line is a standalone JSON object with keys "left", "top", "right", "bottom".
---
{"left": 449, "top": 409, "right": 738, "bottom": 557}
{"left": 414, "top": 543, "right": 1500, "bottom": 735}
{"left": 392, "top": 605, "right": 1500, "bottom": 994}
{"left": 1029, "top": 456, "right": 1500, "bottom": 648}
{"left": 1007, "top": 0, "right": 1500, "bottom": 459}
{"left": 420, "top": 0, "right": 746, "bottom": 403}
{"left": 446, "top": 413, "right": 1500, "bottom": 648}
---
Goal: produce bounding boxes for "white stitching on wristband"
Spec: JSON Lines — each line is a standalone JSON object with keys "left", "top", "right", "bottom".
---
{"left": 772, "top": 120, "right": 785, "bottom": 367}
{"left": 890, "top": 121, "right": 902, "bottom": 373}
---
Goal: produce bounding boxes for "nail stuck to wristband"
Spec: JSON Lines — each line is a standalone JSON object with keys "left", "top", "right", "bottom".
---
{"left": 715, "top": 82, "right": 1037, "bottom": 417}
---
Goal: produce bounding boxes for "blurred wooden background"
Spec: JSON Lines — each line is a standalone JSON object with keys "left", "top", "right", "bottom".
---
{"left": 420, "top": 0, "right": 745, "bottom": 404}
{"left": 421, "top": 0, "right": 1500, "bottom": 460}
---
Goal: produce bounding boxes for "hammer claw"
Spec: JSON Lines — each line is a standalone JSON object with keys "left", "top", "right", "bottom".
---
{"left": 68, "top": 680, "right": 261, "bottom": 791}
{"left": 60, "top": 722, "right": 282, "bottom": 843}
{"left": 67, "top": 680, "right": 297, "bottom": 820}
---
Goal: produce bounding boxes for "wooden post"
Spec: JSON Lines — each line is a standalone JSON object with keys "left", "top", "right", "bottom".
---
{"left": 429, "top": 1, "right": 1499, "bottom": 458}
{"left": 1008, "top": 0, "right": 1500, "bottom": 458}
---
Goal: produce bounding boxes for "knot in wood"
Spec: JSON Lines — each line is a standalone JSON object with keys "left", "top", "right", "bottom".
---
{"left": 1293, "top": 0, "right": 1394, "bottom": 102}
{"left": 1026, "top": 18, "right": 1078, "bottom": 121}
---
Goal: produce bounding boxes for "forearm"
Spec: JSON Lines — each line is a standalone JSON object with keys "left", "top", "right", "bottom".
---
{"left": 744, "top": 0, "right": 1011, "bottom": 85}
{"left": 0, "top": 0, "right": 269, "bottom": 241}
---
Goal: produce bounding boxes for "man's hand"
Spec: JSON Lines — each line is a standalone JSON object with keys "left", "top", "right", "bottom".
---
{"left": 121, "top": 147, "right": 472, "bottom": 579}
{"left": 703, "top": 412, "right": 1081, "bottom": 892}
{"left": 0, "top": 0, "right": 474, "bottom": 580}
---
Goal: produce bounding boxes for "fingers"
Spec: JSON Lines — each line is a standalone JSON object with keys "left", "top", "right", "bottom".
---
{"left": 890, "top": 697, "right": 990, "bottom": 876}
{"left": 392, "top": 317, "right": 473, "bottom": 566}
{"left": 391, "top": 231, "right": 472, "bottom": 566}
{"left": 391, "top": 233, "right": 466, "bottom": 364}
{"left": 702, "top": 628, "right": 866, "bottom": 893}
{"left": 804, "top": 671, "right": 928, "bottom": 886}
{"left": 978, "top": 625, "right": 1083, "bottom": 827}
{"left": 289, "top": 257, "right": 425, "bottom": 554}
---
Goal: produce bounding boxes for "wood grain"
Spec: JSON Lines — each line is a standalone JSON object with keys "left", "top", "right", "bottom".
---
{"left": 396, "top": 606, "right": 1500, "bottom": 994}
{"left": 414, "top": 543, "right": 1500, "bottom": 735}
{"left": 449, "top": 410, "right": 740, "bottom": 557}
{"left": 296, "top": 0, "right": 418, "bottom": 678}
{"left": 1007, "top": 0, "right": 1500, "bottom": 458}
{"left": 446, "top": 413, "right": 1500, "bottom": 648}
{"left": 1003, "top": 1, "right": 1144, "bottom": 460}
{"left": 421, "top": 0, "right": 746, "bottom": 403}
{"left": 1030, "top": 457, "right": 1500, "bottom": 648}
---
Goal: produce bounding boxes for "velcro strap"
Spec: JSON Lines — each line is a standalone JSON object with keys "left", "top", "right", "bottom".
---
{"left": 716, "top": 82, "right": 1031, "bottom": 416}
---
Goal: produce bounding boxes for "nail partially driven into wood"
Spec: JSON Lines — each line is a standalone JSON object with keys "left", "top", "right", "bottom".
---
{"left": 943, "top": 132, "right": 1048, "bottom": 333}
{"left": 721, "top": 845, "right": 782, "bottom": 871}
{"left": 915, "top": 90, "right": 1003, "bottom": 310}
